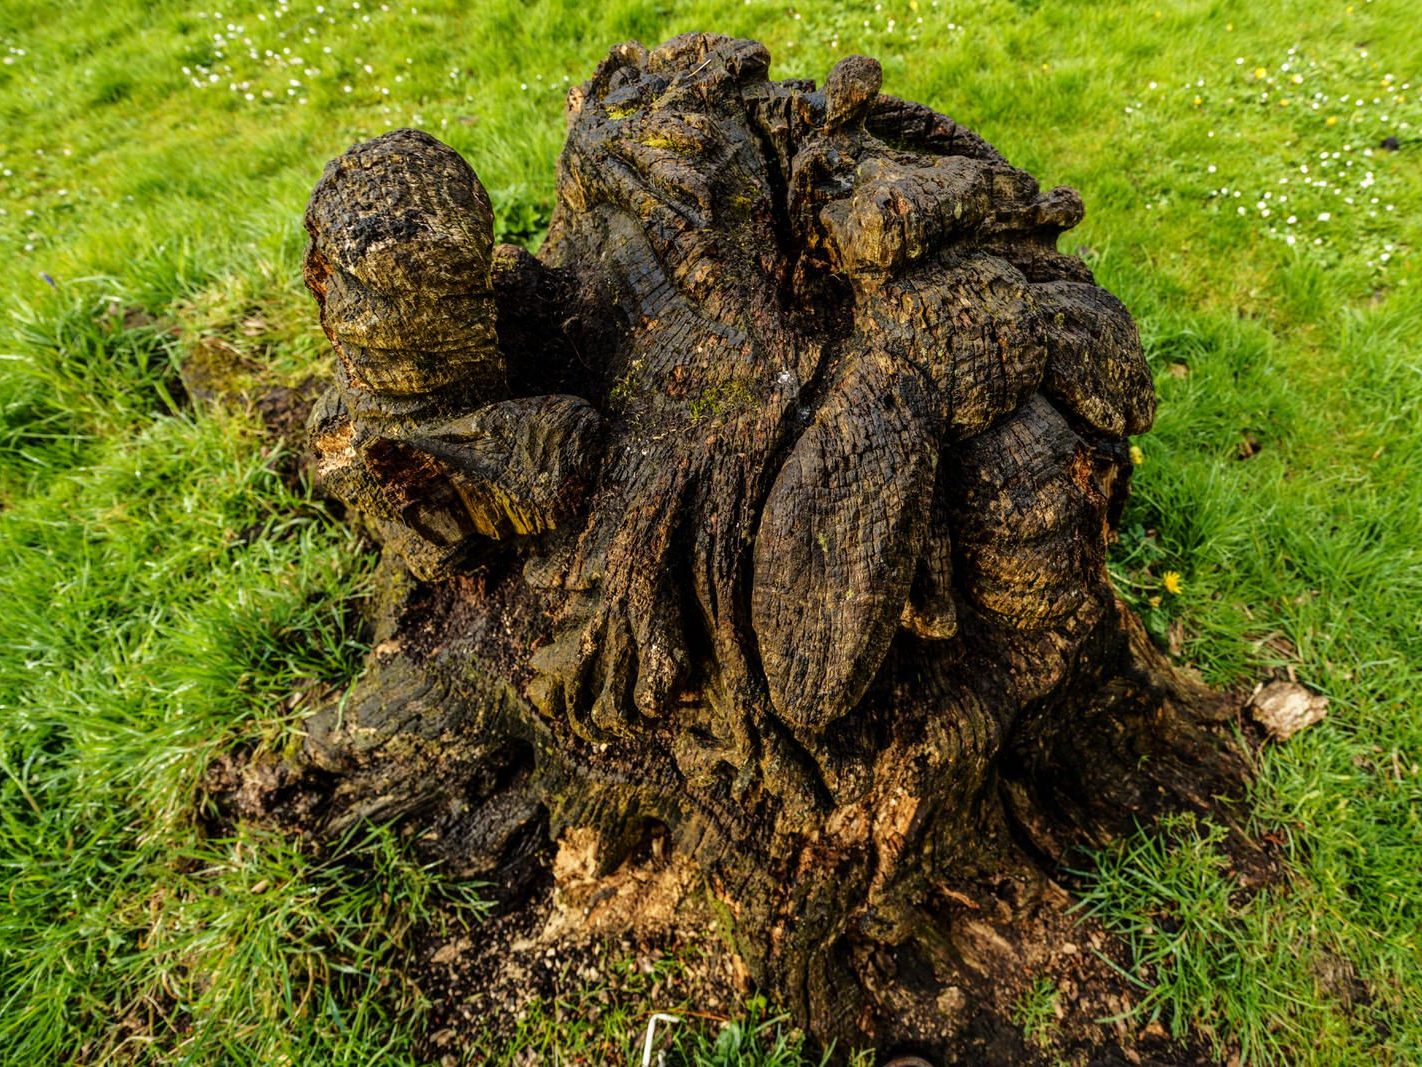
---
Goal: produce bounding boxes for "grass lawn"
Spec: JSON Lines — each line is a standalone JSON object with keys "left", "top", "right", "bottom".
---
{"left": 1, "top": 0, "right": 1419, "bottom": 1062}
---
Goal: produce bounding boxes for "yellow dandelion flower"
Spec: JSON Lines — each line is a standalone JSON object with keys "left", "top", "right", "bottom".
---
{"left": 1193, "top": 94, "right": 1203, "bottom": 106}
{"left": 1130, "top": 444, "right": 1145, "bottom": 466}
{"left": 1148, "top": 595, "right": 1162, "bottom": 608}
{"left": 1253, "top": 67, "right": 1268, "bottom": 80}
{"left": 1326, "top": 115, "right": 1338, "bottom": 126}
{"left": 1163, "top": 571, "right": 1184, "bottom": 595}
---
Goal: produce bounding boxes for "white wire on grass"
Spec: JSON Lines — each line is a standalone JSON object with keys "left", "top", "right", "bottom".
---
{"left": 640, "top": 1013, "right": 680, "bottom": 1067}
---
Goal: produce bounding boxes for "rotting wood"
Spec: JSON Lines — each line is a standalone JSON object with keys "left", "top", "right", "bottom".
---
{"left": 256, "top": 33, "right": 1250, "bottom": 1061}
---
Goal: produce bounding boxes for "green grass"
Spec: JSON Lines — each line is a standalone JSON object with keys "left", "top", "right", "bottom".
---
{"left": 1011, "top": 975, "right": 1061, "bottom": 1051}
{"left": 1, "top": 0, "right": 1420, "bottom": 1063}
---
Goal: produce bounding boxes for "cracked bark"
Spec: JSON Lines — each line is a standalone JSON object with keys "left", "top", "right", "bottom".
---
{"left": 282, "top": 34, "right": 1247, "bottom": 1060}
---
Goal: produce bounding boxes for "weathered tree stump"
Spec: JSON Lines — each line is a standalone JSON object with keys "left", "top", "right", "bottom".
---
{"left": 285, "top": 33, "right": 1246, "bottom": 1060}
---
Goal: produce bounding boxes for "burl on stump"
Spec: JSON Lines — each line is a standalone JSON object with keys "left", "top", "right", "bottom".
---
{"left": 288, "top": 33, "right": 1246, "bottom": 1061}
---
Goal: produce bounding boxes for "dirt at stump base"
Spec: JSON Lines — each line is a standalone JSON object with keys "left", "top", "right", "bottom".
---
{"left": 406, "top": 837, "right": 1225, "bottom": 1067}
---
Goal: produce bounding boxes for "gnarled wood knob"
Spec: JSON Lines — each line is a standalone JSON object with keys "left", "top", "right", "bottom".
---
{"left": 304, "top": 127, "right": 504, "bottom": 410}
{"left": 304, "top": 129, "right": 603, "bottom": 579}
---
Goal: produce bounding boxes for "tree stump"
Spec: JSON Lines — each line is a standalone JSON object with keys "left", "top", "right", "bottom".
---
{"left": 285, "top": 33, "right": 1247, "bottom": 1060}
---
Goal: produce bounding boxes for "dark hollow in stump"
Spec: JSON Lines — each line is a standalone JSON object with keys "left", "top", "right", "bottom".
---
{"left": 289, "top": 33, "right": 1248, "bottom": 1060}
